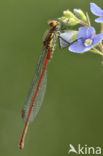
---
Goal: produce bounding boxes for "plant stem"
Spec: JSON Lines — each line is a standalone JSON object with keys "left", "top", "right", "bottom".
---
{"left": 78, "top": 19, "right": 89, "bottom": 27}
{"left": 73, "top": 16, "right": 89, "bottom": 27}
{"left": 101, "top": 23, "right": 103, "bottom": 33}
{"left": 86, "top": 12, "right": 91, "bottom": 27}
{"left": 99, "top": 42, "right": 103, "bottom": 52}
{"left": 90, "top": 48, "right": 103, "bottom": 56}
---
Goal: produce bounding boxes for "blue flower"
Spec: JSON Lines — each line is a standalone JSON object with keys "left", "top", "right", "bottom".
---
{"left": 90, "top": 3, "right": 103, "bottom": 23}
{"left": 69, "top": 27, "right": 103, "bottom": 53}
{"left": 60, "top": 27, "right": 103, "bottom": 53}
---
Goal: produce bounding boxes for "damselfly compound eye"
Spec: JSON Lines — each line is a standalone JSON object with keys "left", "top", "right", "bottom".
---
{"left": 49, "top": 20, "right": 58, "bottom": 27}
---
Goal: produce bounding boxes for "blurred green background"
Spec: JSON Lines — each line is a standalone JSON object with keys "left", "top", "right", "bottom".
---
{"left": 0, "top": 0, "right": 103, "bottom": 155}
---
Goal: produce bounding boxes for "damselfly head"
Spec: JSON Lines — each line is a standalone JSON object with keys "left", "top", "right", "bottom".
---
{"left": 48, "top": 20, "right": 59, "bottom": 27}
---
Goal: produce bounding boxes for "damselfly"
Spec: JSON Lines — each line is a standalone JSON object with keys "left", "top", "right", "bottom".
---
{"left": 19, "top": 20, "right": 61, "bottom": 149}
{"left": 19, "top": 19, "right": 77, "bottom": 149}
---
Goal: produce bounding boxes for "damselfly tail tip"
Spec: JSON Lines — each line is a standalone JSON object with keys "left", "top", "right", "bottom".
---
{"left": 19, "top": 138, "right": 24, "bottom": 150}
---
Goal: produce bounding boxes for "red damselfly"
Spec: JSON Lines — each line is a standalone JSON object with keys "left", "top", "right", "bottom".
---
{"left": 19, "top": 20, "right": 61, "bottom": 149}
{"left": 19, "top": 19, "right": 77, "bottom": 149}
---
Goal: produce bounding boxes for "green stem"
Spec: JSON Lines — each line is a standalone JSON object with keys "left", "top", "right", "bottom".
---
{"left": 86, "top": 12, "right": 91, "bottom": 27}
{"left": 73, "top": 16, "right": 89, "bottom": 27}
{"left": 90, "top": 48, "right": 103, "bottom": 56}
{"left": 78, "top": 19, "right": 89, "bottom": 27}
{"left": 101, "top": 23, "right": 103, "bottom": 33}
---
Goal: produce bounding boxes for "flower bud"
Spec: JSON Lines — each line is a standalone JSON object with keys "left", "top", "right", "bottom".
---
{"left": 74, "top": 9, "right": 87, "bottom": 21}
{"left": 58, "top": 16, "right": 66, "bottom": 21}
{"left": 63, "top": 10, "right": 76, "bottom": 18}
{"left": 68, "top": 18, "right": 79, "bottom": 26}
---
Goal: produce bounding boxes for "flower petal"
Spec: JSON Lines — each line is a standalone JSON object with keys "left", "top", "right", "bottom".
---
{"left": 90, "top": 3, "right": 103, "bottom": 16}
{"left": 95, "top": 17, "right": 103, "bottom": 23}
{"left": 93, "top": 33, "right": 103, "bottom": 45}
{"left": 77, "top": 27, "right": 95, "bottom": 39}
{"left": 77, "top": 27, "right": 87, "bottom": 39}
{"left": 59, "top": 32, "right": 75, "bottom": 47}
{"left": 69, "top": 40, "right": 92, "bottom": 53}
{"left": 87, "top": 27, "right": 96, "bottom": 38}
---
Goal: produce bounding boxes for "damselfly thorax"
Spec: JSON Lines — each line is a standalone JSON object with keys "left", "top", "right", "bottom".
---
{"left": 43, "top": 20, "right": 60, "bottom": 58}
